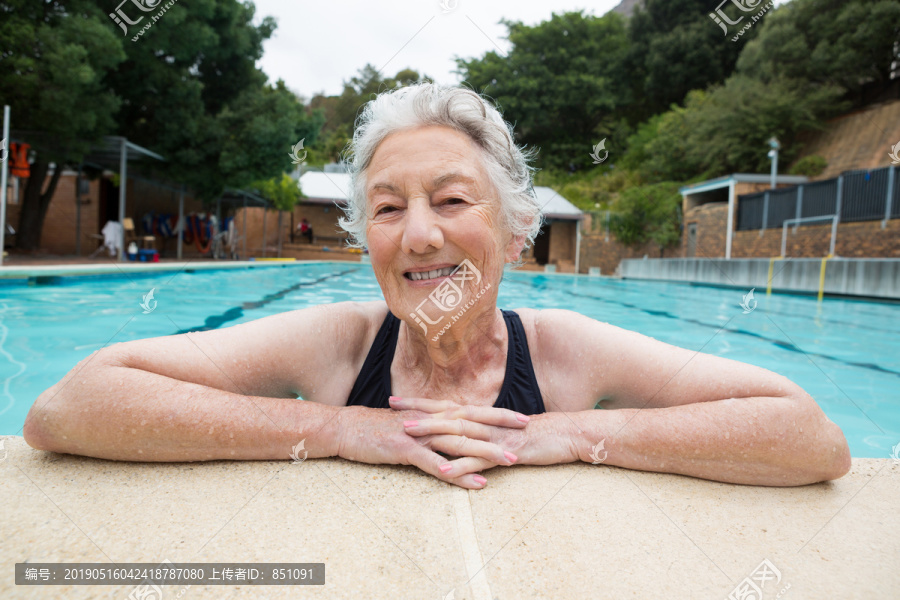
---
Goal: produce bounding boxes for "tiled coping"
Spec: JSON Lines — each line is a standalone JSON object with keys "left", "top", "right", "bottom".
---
{"left": 1, "top": 437, "right": 897, "bottom": 599}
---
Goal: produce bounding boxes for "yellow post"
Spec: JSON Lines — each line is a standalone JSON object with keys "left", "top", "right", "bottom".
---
{"left": 817, "top": 255, "right": 832, "bottom": 302}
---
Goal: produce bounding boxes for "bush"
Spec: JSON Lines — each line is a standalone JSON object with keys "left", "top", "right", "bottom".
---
{"left": 788, "top": 155, "right": 827, "bottom": 177}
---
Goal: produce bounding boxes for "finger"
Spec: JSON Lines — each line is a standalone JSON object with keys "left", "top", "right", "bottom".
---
{"left": 439, "top": 456, "right": 498, "bottom": 478}
{"left": 390, "top": 396, "right": 531, "bottom": 427}
{"left": 389, "top": 395, "right": 456, "bottom": 413}
{"left": 402, "top": 418, "right": 495, "bottom": 441}
{"left": 405, "top": 444, "right": 489, "bottom": 490}
{"left": 429, "top": 434, "right": 518, "bottom": 466}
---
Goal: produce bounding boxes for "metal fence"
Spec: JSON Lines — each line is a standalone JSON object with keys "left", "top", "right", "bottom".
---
{"left": 737, "top": 165, "right": 900, "bottom": 231}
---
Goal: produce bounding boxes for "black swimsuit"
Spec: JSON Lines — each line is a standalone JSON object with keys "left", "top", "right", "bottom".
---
{"left": 346, "top": 309, "right": 546, "bottom": 414}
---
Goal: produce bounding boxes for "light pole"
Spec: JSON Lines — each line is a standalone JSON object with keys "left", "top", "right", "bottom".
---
{"left": 767, "top": 137, "right": 780, "bottom": 190}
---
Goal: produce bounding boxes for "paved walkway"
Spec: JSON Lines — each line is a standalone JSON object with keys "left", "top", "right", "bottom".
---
{"left": 1, "top": 436, "right": 897, "bottom": 599}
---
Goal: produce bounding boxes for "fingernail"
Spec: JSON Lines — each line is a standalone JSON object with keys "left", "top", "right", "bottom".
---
{"left": 516, "top": 414, "right": 530, "bottom": 423}
{"left": 403, "top": 420, "right": 418, "bottom": 428}
{"left": 473, "top": 475, "right": 487, "bottom": 485}
{"left": 389, "top": 396, "right": 403, "bottom": 403}
{"left": 439, "top": 464, "right": 452, "bottom": 473}
{"left": 504, "top": 451, "right": 518, "bottom": 463}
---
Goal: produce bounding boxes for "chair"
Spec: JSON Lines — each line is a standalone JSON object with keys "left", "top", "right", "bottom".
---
{"left": 123, "top": 217, "right": 156, "bottom": 250}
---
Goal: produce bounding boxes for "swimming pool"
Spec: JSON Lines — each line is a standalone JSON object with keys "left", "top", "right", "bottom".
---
{"left": 1, "top": 261, "right": 897, "bottom": 458}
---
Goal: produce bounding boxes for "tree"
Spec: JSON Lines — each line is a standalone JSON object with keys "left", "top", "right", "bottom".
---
{"left": 0, "top": 0, "right": 324, "bottom": 251}
{"left": 624, "top": 0, "right": 754, "bottom": 124}
{"left": 735, "top": 0, "right": 900, "bottom": 98}
{"left": 251, "top": 173, "right": 303, "bottom": 257}
{"left": 0, "top": 0, "right": 125, "bottom": 250}
{"left": 456, "top": 11, "right": 630, "bottom": 170}
{"left": 609, "top": 182, "right": 682, "bottom": 255}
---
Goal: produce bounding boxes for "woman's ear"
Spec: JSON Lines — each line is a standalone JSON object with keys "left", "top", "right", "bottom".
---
{"left": 504, "top": 232, "right": 527, "bottom": 264}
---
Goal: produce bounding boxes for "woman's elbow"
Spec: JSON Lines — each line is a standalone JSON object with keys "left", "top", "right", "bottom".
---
{"left": 23, "top": 391, "right": 59, "bottom": 452}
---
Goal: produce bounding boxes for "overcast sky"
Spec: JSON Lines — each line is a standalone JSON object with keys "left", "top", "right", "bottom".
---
{"left": 252, "top": 0, "right": 622, "bottom": 100}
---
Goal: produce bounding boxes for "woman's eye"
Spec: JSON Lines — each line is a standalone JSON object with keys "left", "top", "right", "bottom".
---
{"left": 376, "top": 206, "right": 397, "bottom": 215}
{"left": 444, "top": 197, "right": 465, "bottom": 205}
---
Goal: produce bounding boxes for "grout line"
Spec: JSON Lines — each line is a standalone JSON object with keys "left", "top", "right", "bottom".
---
{"left": 452, "top": 488, "right": 493, "bottom": 600}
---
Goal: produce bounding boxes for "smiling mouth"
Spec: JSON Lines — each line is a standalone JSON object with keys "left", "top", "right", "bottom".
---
{"left": 404, "top": 265, "right": 459, "bottom": 281}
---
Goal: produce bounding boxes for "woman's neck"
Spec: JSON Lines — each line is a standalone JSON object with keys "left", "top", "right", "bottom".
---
{"left": 394, "top": 306, "right": 508, "bottom": 391}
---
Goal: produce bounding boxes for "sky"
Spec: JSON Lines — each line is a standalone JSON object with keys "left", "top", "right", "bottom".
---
{"left": 251, "top": 0, "right": 622, "bottom": 100}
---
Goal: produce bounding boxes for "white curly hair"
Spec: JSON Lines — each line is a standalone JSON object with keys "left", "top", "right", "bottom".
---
{"left": 338, "top": 82, "right": 543, "bottom": 249}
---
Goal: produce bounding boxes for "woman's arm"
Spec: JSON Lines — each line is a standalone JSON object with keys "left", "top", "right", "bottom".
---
{"left": 23, "top": 302, "right": 375, "bottom": 461}
{"left": 529, "top": 309, "right": 851, "bottom": 485}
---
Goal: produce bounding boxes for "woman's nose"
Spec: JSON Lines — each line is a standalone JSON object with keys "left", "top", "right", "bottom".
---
{"left": 401, "top": 199, "right": 444, "bottom": 254}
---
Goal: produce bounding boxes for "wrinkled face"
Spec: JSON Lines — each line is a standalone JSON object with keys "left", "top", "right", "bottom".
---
{"left": 364, "top": 125, "right": 523, "bottom": 335}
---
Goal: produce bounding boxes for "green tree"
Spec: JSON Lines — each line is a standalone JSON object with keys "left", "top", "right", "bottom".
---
{"left": 0, "top": 0, "right": 125, "bottom": 250}
{"left": 251, "top": 173, "right": 303, "bottom": 257}
{"left": 624, "top": 0, "right": 754, "bottom": 124}
{"left": 736, "top": 0, "right": 900, "bottom": 97}
{"left": 609, "top": 182, "right": 682, "bottom": 255}
{"left": 456, "top": 11, "right": 630, "bottom": 170}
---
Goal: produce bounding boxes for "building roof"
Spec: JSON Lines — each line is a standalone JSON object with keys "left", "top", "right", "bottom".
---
{"left": 534, "top": 186, "right": 583, "bottom": 220}
{"left": 297, "top": 174, "right": 583, "bottom": 221}
{"left": 298, "top": 171, "right": 351, "bottom": 205}
{"left": 679, "top": 174, "right": 809, "bottom": 195}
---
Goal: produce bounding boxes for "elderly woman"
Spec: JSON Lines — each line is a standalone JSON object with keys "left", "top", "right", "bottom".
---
{"left": 24, "top": 84, "right": 850, "bottom": 489}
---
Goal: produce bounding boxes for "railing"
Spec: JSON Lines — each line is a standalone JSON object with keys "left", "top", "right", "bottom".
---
{"left": 780, "top": 215, "right": 836, "bottom": 257}
{"left": 737, "top": 165, "right": 899, "bottom": 231}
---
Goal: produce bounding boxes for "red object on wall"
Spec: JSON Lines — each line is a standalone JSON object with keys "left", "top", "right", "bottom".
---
{"left": 9, "top": 143, "right": 31, "bottom": 178}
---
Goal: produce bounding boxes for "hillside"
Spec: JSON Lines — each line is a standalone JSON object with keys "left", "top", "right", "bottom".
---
{"left": 794, "top": 99, "right": 900, "bottom": 180}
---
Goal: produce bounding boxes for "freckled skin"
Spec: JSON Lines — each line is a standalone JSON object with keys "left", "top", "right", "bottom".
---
{"left": 22, "top": 126, "right": 851, "bottom": 489}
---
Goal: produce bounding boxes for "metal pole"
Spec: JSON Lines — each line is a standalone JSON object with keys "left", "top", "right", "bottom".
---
{"left": 75, "top": 165, "right": 82, "bottom": 256}
{"left": 760, "top": 191, "right": 769, "bottom": 236}
{"left": 794, "top": 184, "right": 803, "bottom": 233}
{"left": 770, "top": 149, "right": 778, "bottom": 190}
{"left": 177, "top": 185, "right": 184, "bottom": 260}
{"left": 117, "top": 138, "right": 127, "bottom": 262}
{"left": 830, "top": 175, "right": 842, "bottom": 256}
{"left": 262, "top": 204, "right": 267, "bottom": 258}
{"left": 0, "top": 105, "right": 10, "bottom": 267}
{"left": 242, "top": 197, "right": 247, "bottom": 260}
{"left": 781, "top": 220, "right": 788, "bottom": 258}
{"left": 725, "top": 179, "right": 735, "bottom": 259}
{"left": 883, "top": 165, "right": 895, "bottom": 229}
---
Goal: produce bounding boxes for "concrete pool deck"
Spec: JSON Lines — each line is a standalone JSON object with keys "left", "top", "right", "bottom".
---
{"left": 1, "top": 436, "right": 897, "bottom": 599}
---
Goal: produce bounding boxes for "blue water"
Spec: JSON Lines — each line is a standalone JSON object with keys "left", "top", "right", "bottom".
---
{"left": 1, "top": 262, "right": 897, "bottom": 457}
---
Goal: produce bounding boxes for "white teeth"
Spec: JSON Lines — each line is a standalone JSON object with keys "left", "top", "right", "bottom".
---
{"left": 409, "top": 266, "right": 457, "bottom": 281}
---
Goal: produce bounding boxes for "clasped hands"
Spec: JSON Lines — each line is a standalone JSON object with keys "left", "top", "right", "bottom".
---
{"left": 386, "top": 395, "right": 578, "bottom": 489}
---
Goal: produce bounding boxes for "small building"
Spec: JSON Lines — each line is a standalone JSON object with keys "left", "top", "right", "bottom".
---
{"left": 680, "top": 174, "right": 808, "bottom": 259}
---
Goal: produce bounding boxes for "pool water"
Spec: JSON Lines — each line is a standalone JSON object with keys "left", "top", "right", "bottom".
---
{"left": 1, "top": 262, "right": 897, "bottom": 458}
